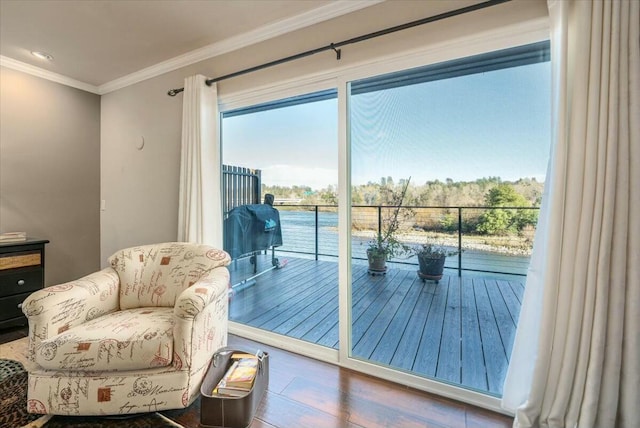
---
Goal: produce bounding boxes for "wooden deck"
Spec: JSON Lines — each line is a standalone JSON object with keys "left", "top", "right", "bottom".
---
{"left": 228, "top": 254, "right": 524, "bottom": 396}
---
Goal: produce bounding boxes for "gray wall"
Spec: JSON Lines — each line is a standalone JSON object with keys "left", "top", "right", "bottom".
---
{"left": 0, "top": 66, "right": 101, "bottom": 285}
{"left": 99, "top": 0, "right": 548, "bottom": 262}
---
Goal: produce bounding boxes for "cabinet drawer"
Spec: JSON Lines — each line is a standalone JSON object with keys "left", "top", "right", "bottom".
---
{"left": 0, "top": 291, "right": 31, "bottom": 322}
{"left": 0, "top": 251, "right": 41, "bottom": 270}
{"left": 0, "top": 269, "right": 43, "bottom": 296}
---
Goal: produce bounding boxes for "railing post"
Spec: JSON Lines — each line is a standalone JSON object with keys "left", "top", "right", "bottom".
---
{"left": 377, "top": 206, "right": 382, "bottom": 236}
{"left": 458, "top": 207, "right": 462, "bottom": 277}
{"left": 315, "top": 206, "right": 319, "bottom": 261}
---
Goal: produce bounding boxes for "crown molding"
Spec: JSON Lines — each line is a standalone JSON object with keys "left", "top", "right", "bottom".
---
{"left": 1, "top": 1, "right": 381, "bottom": 96}
{"left": 98, "top": 0, "right": 384, "bottom": 94}
{"left": 0, "top": 55, "right": 100, "bottom": 94}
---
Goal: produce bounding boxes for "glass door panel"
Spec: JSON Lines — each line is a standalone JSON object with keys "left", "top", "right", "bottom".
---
{"left": 221, "top": 90, "right": 340, "bottom": 349}
{"left": 348, "top": 42, "right": 550, "bottom": 395}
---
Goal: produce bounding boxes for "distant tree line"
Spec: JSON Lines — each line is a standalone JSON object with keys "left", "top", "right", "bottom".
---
{"left": 262, "top": 176, "right": 543, "bottom": 236}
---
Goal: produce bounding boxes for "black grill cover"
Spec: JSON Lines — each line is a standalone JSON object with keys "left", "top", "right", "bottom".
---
{"left": 224, "top": 204, "right": 283, "bottom": 259}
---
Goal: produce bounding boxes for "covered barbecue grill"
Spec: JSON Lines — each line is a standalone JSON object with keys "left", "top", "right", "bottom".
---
{"left": 223, "top": 201, "right": 283, "bottom": 280}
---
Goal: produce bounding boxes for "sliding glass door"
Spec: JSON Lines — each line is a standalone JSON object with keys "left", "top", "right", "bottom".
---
{"left": 221, "top": 90, "right": 340, "bottom": 349}
{"left": 347, "top": 42, "right": 550, "bottom": 395}
{"left": 219, "top": 40, "right": 550, "bottom": 402}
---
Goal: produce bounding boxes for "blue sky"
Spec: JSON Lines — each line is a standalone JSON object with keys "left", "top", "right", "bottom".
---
{"left": 222, "top": 61, "right": 550, "bottom": 189}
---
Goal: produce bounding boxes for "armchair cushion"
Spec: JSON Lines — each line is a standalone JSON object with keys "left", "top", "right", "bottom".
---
{"left": 108, "top": 243, "right": 230, "bottom": 310}
{"left": 22, "top": 268, "right": 120, "bottom": 362}
{"left": 35, "top": 307, "right": 174, "bottom": 372}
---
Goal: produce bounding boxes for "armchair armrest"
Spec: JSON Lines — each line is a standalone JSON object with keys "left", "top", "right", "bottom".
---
{"left": 173, "top": 266, "right": 229, "bottom": 374}
{"left": 22, "top": 267, "right": 120, "bottom": 360}
{"left": 174, "top": 267, "right": 230, "bottom": 320}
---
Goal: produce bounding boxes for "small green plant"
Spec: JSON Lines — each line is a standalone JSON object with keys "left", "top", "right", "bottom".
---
{"left": 412, "top": 242, "right": 459, "bottom": 259}
{"left": 366, "top": 178, "right": 412, "bottom": 261}
{"left": 367, "top": 232, "right": 410, "bottom": 260}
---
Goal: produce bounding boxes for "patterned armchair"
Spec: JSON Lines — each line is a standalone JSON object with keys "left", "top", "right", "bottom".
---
{"left": 21, "top": 242, "right": 231, "bottom": 416}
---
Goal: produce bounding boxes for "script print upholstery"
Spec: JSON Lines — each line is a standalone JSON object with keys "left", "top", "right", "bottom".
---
{"left": 22, "top": 242, "right": 230, "bottom": 415}
{"left": 35, "top": 307, "right": 175, "bottom": 372}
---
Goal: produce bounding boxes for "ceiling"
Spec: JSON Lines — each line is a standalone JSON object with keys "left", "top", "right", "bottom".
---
{"left": 0, "top": 0, "right": 380, "bottom": 93}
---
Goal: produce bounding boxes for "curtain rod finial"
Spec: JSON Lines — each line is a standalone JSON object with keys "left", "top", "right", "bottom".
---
{"left": 168, "top": 88, "right": 184, "bottom": 96}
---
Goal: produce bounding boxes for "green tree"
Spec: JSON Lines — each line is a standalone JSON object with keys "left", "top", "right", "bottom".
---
{"left": 439, "top": 212, "right": 458, "bottom": 233}
{"left": 476, "top": 184, "right": 538, "bottom": 235}
{"left": 484, "top": 184, "right": 527, "bottom": 206}
{"left": 319, "top": 186, "right": 338, "bottom": 205}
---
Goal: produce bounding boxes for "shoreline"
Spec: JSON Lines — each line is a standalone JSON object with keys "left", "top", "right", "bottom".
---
{"left": 350, "top": 229, "right": 534, "bottom": 256}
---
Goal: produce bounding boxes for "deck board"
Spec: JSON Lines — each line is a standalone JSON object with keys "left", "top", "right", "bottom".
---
{"left": 229, "top": 255, "right": 522, "bottom": 396}
{"left": 460, "top": 276, "right": 488, "bottom": 391}
{"left": 498, "top": 279, "right": 524, "bottom": 329}
{"left": 296, "top": 265, "right": 370, "bottom": 343}
{"left": 436, "top": 277, "right": 462, "bottom": 384}
{"left": 483, "top": 279, "right": 517, "bottom": 360}
{"left": 508, "top": 279, "right": 525, "bottom": 303}
{"left": 412, "top": 275, "right": 449, "bottom": 377}
{"left": 268, "top": 271, "right": 337, "bottom": 334}
{"left": 473, "top": 278, "right": 508, "bottom": 395}
{"left": 234, "top": 259, "right": 328, "bottom": 323}
{"left": 389, "top": 284, "right": 436, "bottom": 371}
{"left": 352, "top": 269, "right": 409, "bottom": 358}
{"left": 369, "top": 273, "right": 423, "bottom": 365}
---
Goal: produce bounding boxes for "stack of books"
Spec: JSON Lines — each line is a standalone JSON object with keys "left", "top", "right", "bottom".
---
{"left": 0, "top": 232, "right": 26, "bottom": 243}
{"left": 213, "top": 353, "right": 260, "bottom": 397}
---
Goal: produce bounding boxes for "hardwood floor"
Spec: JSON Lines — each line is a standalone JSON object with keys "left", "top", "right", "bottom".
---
{"left": 1, "top": 327, "right": 513, "bottom": 427}
{"left": 228, "top": 334, "right": 514, "bottom": 428}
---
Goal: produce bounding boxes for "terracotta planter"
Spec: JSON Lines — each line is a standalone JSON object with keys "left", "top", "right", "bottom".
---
{"left": 417, "top": 254, "right": 446, "bottom": 282}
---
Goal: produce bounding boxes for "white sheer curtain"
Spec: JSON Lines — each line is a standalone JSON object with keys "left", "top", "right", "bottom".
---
{"left": 502, "top": 1, "right": 639, "bottom": 427}
{"left": 177, "top": 75, "right": 223, "bottom": 248}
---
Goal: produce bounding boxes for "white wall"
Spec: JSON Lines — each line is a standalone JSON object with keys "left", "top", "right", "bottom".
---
{"left": 100, "top": 0, "right": 548, "bottom": 262}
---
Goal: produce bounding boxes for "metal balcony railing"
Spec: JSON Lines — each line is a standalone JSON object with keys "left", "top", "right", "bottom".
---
{"left": 270, "top": 204, "right": 540, "bottom": 277}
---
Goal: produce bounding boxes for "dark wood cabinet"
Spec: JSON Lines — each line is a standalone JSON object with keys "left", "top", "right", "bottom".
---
{"left": 0, "top": 238, "right": 49, "bottom": 329}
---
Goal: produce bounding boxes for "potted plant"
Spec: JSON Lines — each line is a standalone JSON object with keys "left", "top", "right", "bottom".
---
{"left": 413, "top": 242, "right": 458, "bottom": 283}
{"left": 366, "top": 178, "right": 412, "bottom": 275}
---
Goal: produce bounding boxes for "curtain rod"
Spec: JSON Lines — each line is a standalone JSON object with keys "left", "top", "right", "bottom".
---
{"left": 167, "top": 0, "right": 510, "bottom": 96}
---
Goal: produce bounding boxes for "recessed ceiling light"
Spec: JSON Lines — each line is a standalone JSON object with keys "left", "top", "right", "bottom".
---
{"left": 31, "top": 51, "right": 53, "bottom": 61}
